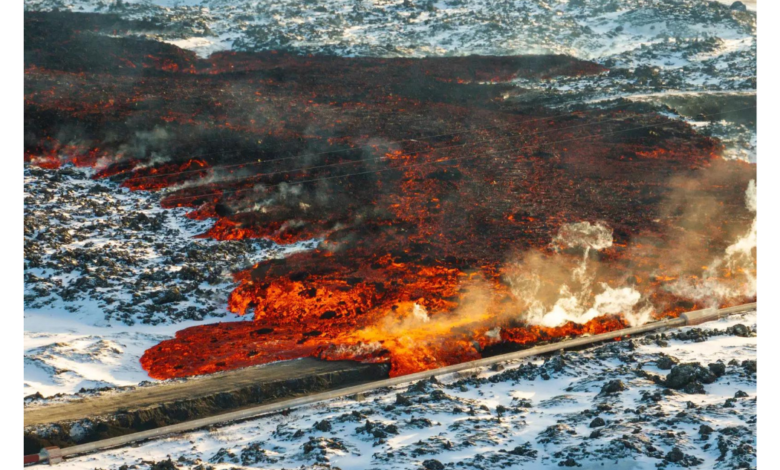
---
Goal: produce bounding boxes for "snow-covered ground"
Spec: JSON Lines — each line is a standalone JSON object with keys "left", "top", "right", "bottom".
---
{"left": 50, "top": 311, "right": 757, "bottom": 470}
{"left": 24, "top": 311, "right": 248, "bottom": 399}
{"left": 24, "top": 166, "right": 317, "bottom": 398}
{"left": 22, "top": 0, "right": 756, "bottom": 62}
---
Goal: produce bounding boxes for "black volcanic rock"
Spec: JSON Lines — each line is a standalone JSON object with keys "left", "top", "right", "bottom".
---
{"left": 422, "top": 459, "right": 445, "bottom": 470}
{"left": 664, "top": 363, "right": 717, "bottom": 393}
{"left": 589, "top": 417, "right": 606, "bottom": 428}
{"left": 600, "top": 380, "right": 627, "bottom": 396}
{"left": 656, "top": 355, "right": 680, "bottom": 370}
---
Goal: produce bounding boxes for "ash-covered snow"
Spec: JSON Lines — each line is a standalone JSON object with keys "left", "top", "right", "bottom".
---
{"left": 24, "top": 165, "right": 317, "bottom": 398}
{"left": 50, "top": 312, "right": 757, "bottom": 470}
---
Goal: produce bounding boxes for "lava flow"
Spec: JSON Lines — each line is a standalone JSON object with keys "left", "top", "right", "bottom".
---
{"left": 24, "top": 11, "right": 757, "bottom": 380}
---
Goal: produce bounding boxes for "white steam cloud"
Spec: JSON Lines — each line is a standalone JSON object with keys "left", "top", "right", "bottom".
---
{"left": 509, "top": 221, "right": 653, "bottom": 328}
{"left": 511, "top": 178, "right": 756, "bottom": 330}
{"left": 668, "top": 179, "right": 757, "bottom": 304}
{"left": 553, "top": 221, "right": 613, "bottom": 252}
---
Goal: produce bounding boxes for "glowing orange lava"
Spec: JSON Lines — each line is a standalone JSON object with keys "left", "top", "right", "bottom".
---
{"left": 25, "top": 11, "right": 757, "bottom": 380}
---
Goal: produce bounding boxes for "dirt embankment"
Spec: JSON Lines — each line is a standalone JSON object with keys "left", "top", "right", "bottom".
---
{"left": 24, "top": 359, "right": 389, "bottom": 455}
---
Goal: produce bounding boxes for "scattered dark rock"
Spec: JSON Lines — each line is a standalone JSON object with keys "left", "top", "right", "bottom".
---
{"left": 422, "top": 459, "right": 445, "bottom": 470}
{"left": 665, "top": 446, "right": 703, "bottom": 466}
{"left": 241, "top": 442, "right": 279, "bottom": 465}
{"left": 356, "top": 419, "right": 399, "bottom": 439}
{"left": 209, "top": 448, "right": 238, "bottom": 464}
{"left": 396, "top": 394, "right": 414, "bottom": 407}
{"left": 708, "top": 362, "right": 726, "bottom": 378}
{"left": 543, "top": 354, "right": 567, "bottom": 374}
{"left": 302, "top": 436, "right": 347, "bottom": 455}
{"left": 407, "top": 417, "right": 434, "bottom": 428}
{"left": 600, "top": 380, "right": 627, "bottom": 395}
{"left": 150, "top": 459, "right": 178, "bottom": 470}
{"left": 657, "top": 355, "right": 680, "bottom": 370}
{"left": 24, "top": 392, "right": 44, "bottom": 403}
{"left": 664, "top": 363, "right": 717, "bottom": 393}
{"left": 727, "top": 324, "right": 752, "bottom": 337}
{"left": 312, "top": 419, "right": 332, "bottom": 432}
{"left": 589, "top": 417, "right": 606, "bottom": 428}
{"left": 666, "top": 447, "right": 684, "bottom": 462}
{"left": 538, "top": 424, "right": 577, "bottom": 444}
{"left": 507, "top": 442, "right": 538, "bottom": 458}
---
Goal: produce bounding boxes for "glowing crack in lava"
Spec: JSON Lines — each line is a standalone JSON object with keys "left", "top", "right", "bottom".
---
{"left": 24, "top": 12, "right": 757, "bottom": 379}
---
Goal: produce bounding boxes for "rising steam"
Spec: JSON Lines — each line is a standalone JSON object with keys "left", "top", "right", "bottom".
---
{"left": 507, "top": 221, "right": 653, "bottom": 328}
{"left": 508, "top": 176, "right": 757, "bottom": 330}
{"left": 667, "top": 179, "right": 757, "bottom": 305}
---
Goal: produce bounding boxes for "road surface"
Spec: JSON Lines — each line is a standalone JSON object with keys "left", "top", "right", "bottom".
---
{"left": 24, "top": 358, "right": 385, "bottom": 427}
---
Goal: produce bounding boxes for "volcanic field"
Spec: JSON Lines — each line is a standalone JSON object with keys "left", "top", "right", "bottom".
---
{"left": 24, "top": 11, "right": 756, "bottom": 383}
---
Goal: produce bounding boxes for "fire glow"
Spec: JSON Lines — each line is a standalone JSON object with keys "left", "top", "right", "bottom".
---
{"left": 24, "top": 12, "right": 757, "bottom": 380}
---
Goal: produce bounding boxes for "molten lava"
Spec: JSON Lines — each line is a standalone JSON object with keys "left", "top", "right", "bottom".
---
{"left": 24, "top": 11, "right": 757, "bottom": 380}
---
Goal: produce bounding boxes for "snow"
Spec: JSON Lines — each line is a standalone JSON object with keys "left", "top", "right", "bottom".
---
{"left": 162, "top": 34, "right": 233, "bottom": 58}
{"left": 48, "top": 311, "right": 757, "bottom": 469}
{"left": 23, "top": 1, "right": 756, "bottom": 61}
{"left": 23, "top": 309, "right": 253, "bottom": 398}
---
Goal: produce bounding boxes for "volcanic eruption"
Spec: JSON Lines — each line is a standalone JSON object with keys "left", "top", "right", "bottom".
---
{"left": 24, "top": 12, "right": 756, "bottom": 380}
